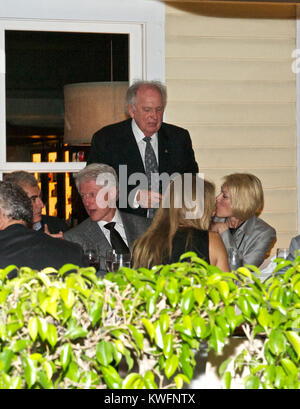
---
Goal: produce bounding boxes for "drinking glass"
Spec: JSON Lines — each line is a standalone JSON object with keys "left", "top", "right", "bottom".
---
{"left": 106, "top": 249, "right": 131, "bottom": 272}
{"left": 84, "top": 245, "right": 100, "bottom": 271}
{"left": 276, "top": 248, "right": 289, "bottom": 259}
{"left": 228, "top": 248, "right": 243, "bottom": 271}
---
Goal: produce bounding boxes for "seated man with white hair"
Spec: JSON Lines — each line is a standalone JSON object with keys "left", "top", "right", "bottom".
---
{"left": 64, "top": 163, "right": 151, "bottom": 276}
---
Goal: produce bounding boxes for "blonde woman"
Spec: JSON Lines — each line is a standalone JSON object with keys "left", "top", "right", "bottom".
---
{"left": 133, "top": 174, "right": 229, "bottom": 272}
{"left": 211, "top": 173, "right": 276, "bottom": 267}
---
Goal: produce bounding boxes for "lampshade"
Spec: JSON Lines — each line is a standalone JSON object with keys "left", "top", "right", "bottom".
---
{"left": 63, "top": 81, "right": 129, "bottom": 145}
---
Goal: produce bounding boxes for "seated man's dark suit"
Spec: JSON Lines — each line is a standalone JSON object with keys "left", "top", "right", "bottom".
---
{"left": 0, "top": 224, "right": 87, "bottom": 275}
{"left": 40, "top": 215, "right": 70, "bottom": 234}
{"left": 87, "top": 119, "right": 199, "bottom": 217}
{"left": 64, "top": 210, "right": 151, "bottom": 276}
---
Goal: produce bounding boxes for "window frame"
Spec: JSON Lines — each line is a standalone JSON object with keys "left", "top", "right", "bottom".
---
{"left": 0, "top": 19, "right": 145, "bottom": 177}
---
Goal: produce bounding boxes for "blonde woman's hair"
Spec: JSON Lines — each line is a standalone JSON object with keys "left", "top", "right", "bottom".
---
{"left": 133, "top": 174, "right": 215, "bottom": 269}
{"left": 223, "top": 173, "right": 264, "bottom": 220}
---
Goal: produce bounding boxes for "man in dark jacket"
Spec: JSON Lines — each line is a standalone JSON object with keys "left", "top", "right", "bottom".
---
{"left": 87, "top": 80, "right": 199, "bottom": 218}
{"left": 0, "top": 181, "right": 87, "bottom": 277}
{"left": 4, "top": 171, "right": 69, "bottom": 235}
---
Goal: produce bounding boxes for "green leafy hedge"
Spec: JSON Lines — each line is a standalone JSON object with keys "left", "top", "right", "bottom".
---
{"left": 1, "top": 252, "right": 300, "bottom": 389}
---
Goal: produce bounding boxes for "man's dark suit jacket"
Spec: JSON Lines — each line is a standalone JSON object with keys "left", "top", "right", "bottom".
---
{"left": 87, "top": 119, "right": 199, "bottom": 217}
{"left": 64, "top": 210, "right": 151, "bottom": 276}
{"left": 0, "top": 224, "right": 87, "bottom": 276}
{"left": 40, "top": 215, "right": 69, "bottom": 234}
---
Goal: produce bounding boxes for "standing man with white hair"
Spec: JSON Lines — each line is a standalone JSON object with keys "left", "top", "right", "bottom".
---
{"left": 87, "top": 80, "right": 199, "bottom": 218}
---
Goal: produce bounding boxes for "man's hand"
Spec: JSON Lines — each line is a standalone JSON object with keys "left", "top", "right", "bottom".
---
{"left": 210, "top": 221, "right": 229, "bottom": 234}
{"left": 44, "top": 224, "right": 64, "bottom": 239}
{"left": 136, "top": 190, "right": 161, "bottom": 209}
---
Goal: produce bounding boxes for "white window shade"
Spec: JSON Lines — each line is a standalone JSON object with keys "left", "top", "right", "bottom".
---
{"left": 63, "top": 81, "right": 129, "bottom": 145}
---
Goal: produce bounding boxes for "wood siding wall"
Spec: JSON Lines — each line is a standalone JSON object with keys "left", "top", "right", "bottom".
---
{"left": 165, "top": 2, "right": 297, "bottom": 250}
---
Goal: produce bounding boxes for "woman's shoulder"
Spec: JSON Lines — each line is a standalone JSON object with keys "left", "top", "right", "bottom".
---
{"left": 208, "top": 230, "right": 223, "bottom": 245}
{"left": 248, "top": 215, "right": 276, "bottom": 235}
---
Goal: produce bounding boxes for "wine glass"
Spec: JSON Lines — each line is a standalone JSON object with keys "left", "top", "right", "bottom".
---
{"left": 228, "top": 248, "right": 243, "bottom": 271}
{"left": 84, "top": 245, "right": 100, "bottom": 271}
{"left": 106, "top": 249, "right": 131, "bottom": 272}
{"left": 276, "top": 248, "right": 289, "bottom": 260}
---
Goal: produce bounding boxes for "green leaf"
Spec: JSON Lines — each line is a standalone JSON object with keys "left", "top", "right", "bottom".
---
{"left": 6, "top": 322, "right": 23, "bottom": 337}
{"left": 216, "top": 281, "right": 230, "bottom": 301}
{"left": 264, "top": 364, "right": 276, "bottom": 387}
{"left": 96, "top": 341, "right": 114, "bottom": 366}
{"left": 181, "top": 289, "right": 194, "bottom": 314}
{"left": 128, "top": 325, "right": 144, "bottom": 351}
{"left": 163, "top": 333, "right": 173, "bottom": 358}
{"left": 100, "top": 365, "right": 122, "bottom": 389}
{"left": 124, "top": 348, "right": 134, "bottom": 371}
{"left": 286, "top": 331, "right": 300, "bottom": 360}
{"left": 28, "top": 317, "right": 38, "bottom": 342}
{"left": 281, "top": 358, "right": 298, "bottom": 377}
{"left": 12, "top": 340, "right": 31, "bottom": 353}
{"left": 143, "top": 371, "right": 158, "bottom": 389}
{"left": 60, "top": 344, "right": 72, "bottom": 371}
{"left": 274, "top": 366, "right": 286, "bottom": 389}
{"left": 47, "top": 324, "right": 57, "bottom": 348}
{"left": 237, "top": 295, "right": 251, "bottom": 318}
{"left": 181, "top": 360, "right": 193, "bottom": 380}
{"left": 165, "top": 277, "right": 179, "bottom": 307}
{"left": 146, "top": 293, "right": 157, "bottom": 316}
{"left": 164, "top": 354, "right": 179, "bottom": 379}
{"left": 209, "top": 326, "right": 224, "bottom": 355}
{"left": 154, "top": 321, "right": 164, "bottom": 349}
{"left": 65, "top": 361, "right": 80, "bottom": 382}
{"left": 174, "top": 373, "right": 190, "bottom": 389}
{"left": 223, "top": 371, "right": 232, "bottom": 389}
{"left": 0, "top": 350, "right": 14, "bottom": 374}
{"left": 224, "top": 305, "right": 243, "bottom": 331}
{"left": 58, "top": 264, "right": 79, "bottom": 276}
{"left": 37, "top": 271, "right": 52, "bottom": 287}
{"left": 257, "top": 307, "right": 270, "bottom": 330}
{"left": 122, "top": 373, "right": 143, "bottom": 389}
{"left": 207, "top": 273, "right": 222, "bottom": 285}
{"left": 244, "top": 375, "right": 260, "bottom": 389}
{"left": 215, "top": 315, "right": 230, "bottom": 338}
{"left": 159, "top": 313, "right": 170, "bottom": 333}
{"left": 237, "top": 267, "right": 253, "bottom": 280}
{"left": 42, "top": 361, "right": 53, "bottom": 381}
{"left": 38, "top": 370, "right": 53, "bottom": 389}
{"left": 142, "top": 318, "right": 155, "bottom": 342}
{"left": 268, "top": 329, "right": 286, "bottom": 356}
{"left": 37, "top": 318, "right": 48, "bottom": 342}
{"left": 192, "top": 315, "right": 208, "bottom": 339}
{"left": 60, "top": 288, "right": 75, "bottom": 309}
{"left": 23, "top": 355, "right": 37, "bottom": 388}
{"left": 89, "top": 302, "right": 103, "bottom": 327}
{"left": 193, "top": 287, "right": 206, "bottom": 307}
{"left": 209, "top": 288, "right": 220, "bottom": 305}
{"left": 182, "top": 315, "right": 193, "bottom": 335}
{"left": 64, "top": 326, "right": 88, "bottom": 340}
{"left": 0, "top": 289, "right": 9, "bottom": 304}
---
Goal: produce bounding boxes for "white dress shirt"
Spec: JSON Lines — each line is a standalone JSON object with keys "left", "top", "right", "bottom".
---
{"left": 97, "top": 209, "right": 128, "bottom": 247}
{"left": 131, "top": 119, "right": 159, "bottom": 164}
{"left": 131, "top": 119, "right": 159, "bottom": 212}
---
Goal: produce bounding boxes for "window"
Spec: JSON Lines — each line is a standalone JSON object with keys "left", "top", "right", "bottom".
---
{"left": 6, "top": 30, "right": 129, "bottom": 163}
{"left": 0, "top": 0, "right": 165, "bottom": 224}
{"left": 0, "top": 19, "right": 143, "bottom": 224}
